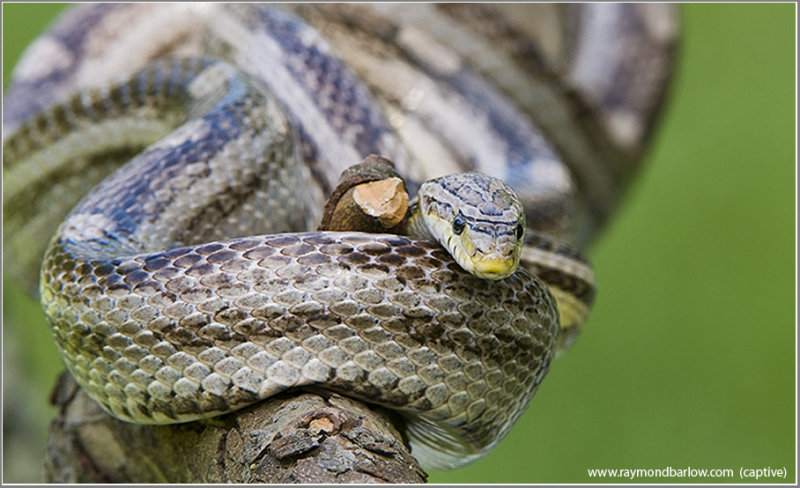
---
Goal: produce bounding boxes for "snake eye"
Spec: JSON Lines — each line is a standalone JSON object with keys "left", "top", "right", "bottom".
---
{"left": 452, "top": 212, "right": 466, "bottom": 235}
{"left": 515, "top": 223, "right": 525, "bottom": 240}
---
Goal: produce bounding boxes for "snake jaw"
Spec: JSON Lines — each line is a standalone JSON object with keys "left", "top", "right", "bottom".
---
{"left": 463, "top": 236, "right": 522, "bottom": 280}
{"left": 469, "top": 254, "right": 519, "bottom": 280}
{"left": 451, "top": 229, "right": 520, "bottom": 280}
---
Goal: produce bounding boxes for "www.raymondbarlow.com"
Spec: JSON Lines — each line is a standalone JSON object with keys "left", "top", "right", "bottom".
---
{"left": 587, "top": 466, "right": 788, "bottom": 481}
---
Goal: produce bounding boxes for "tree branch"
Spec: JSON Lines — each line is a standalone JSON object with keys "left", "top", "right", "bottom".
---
{"left": 45, "top": 372, "right": 427, "bottom": 483}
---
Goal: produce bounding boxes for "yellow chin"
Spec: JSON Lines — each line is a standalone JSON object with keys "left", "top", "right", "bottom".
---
{"left": 470, "top": 256, "right": 517, "bottom": 280}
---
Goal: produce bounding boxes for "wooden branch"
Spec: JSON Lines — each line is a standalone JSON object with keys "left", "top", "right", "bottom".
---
{"left": 43, "top": 156, "right": 427, "bottom": 483}
{"left": 45, "top": 373, "right": 426, "bottom": 483}
{"left": 318, "top": 154, "right": 409, "bottom": 233}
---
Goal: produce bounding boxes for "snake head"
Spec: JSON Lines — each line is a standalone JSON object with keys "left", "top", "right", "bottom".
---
{"left": 417, "top": 172, "right": 525, "bottom": 280}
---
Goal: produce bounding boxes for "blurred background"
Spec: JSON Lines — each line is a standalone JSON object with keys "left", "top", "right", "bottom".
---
{"left": 3, "top": 3, "right": 795, "bottom": 484}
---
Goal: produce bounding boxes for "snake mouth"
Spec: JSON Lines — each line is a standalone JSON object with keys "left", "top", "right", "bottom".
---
{"left": 470, "top": 256, "right": 517, "bottom": 280}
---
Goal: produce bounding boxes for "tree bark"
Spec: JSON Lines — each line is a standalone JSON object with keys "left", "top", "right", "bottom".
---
{"left": 45, "top": 372, "right": 427, "bottom": 483}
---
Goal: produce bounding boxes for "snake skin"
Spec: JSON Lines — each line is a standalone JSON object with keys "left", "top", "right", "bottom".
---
{"left": 3, "top": 3, "right": 677, "bottom": 470}
{"left": 43, "top": 231, "right": 558, "bottom": 469}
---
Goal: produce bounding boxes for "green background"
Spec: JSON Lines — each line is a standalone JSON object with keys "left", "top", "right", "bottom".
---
{"left": 2, "top": 3, "right": 795, "bottom": 484}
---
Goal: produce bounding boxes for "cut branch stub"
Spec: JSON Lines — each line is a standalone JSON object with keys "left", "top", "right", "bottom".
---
{"left": 318, "top": 154, "right": 409, "bottom": 234}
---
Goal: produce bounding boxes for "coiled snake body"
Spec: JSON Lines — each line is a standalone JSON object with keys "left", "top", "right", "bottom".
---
{"left": 3, "top": 4, "right": 677, "bottom": 470}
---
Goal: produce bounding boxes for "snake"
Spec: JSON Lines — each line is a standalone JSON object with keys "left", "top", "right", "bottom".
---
{"left": 3, "top": 4, "right": 677, "bottom": 471}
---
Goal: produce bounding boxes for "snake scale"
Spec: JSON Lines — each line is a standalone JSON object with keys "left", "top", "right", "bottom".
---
{"left": 3, "top": 4, "right": 677, "bottom": 470}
